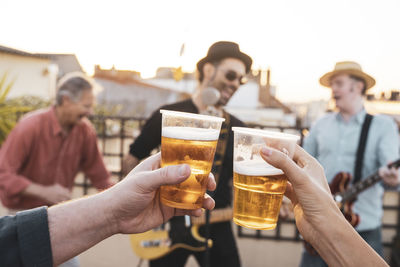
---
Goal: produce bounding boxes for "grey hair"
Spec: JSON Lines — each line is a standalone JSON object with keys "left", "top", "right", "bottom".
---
{"left": 56, "top": 72, "right": 94, "bottom": 105}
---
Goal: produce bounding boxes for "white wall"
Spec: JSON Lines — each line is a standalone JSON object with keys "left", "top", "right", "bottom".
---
{"left": 0, "top": 53, "right": 56, "bottom": 100}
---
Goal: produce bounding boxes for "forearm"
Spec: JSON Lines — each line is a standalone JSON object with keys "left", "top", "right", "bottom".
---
{"left": 21, "top": 183, "right": 46, "bottom": 198}
{"left": 313, "top": 213, "right": 388, "bottom": 267}
{"left": 48, "top": 191, "right": 117, "bottom": 265}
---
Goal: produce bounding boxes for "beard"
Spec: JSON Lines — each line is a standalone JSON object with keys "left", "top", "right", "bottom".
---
{"left": 212, "top": 80, "right": 238, "bottom": 107}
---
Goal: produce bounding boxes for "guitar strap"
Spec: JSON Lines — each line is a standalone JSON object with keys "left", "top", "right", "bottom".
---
{"left": 353, "top": 113, "right": 373, "bottom": 184}
{"left": 210, "top": 110, "right": 231, "bottom": 186}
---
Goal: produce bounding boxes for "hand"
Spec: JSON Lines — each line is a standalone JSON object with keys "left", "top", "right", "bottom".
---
{"left": 260, "top": 145, "right": 342, "bottom": 245}
{"left": 122, "top": 154, "right": 139, "bottom": 176}
{"left": 379, "top": 165, "right": 400, "bottom": 187}
{"left": 279, "top": 196, "right": 293, "bottom": 220}
{"left": 105, "top": 152, "right": 216, "bottom": 234}
{"left": 42, "top": 184, "right": 71, "bottom": 205}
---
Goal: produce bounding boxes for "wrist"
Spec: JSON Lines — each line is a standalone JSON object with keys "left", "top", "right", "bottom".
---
{"left": 311, "top": 211, "right": 358, "bottom": 266}
{"left": 96, "top": 189, "right": 120, "bottom": 236}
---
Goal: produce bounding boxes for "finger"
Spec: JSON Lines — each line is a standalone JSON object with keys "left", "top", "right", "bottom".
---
{"left": 138, "top": 164, "right": 191, "bottom": 192}
{"left": 131, "top": 153, "right": 161, "bottom": 174}
{"left": 284, "top": 183, "right": 298, "bottom": 206}
{"left": 260, "top": 146, "right": 309, "bottom": 188}
{"left": 202, "top": 194, "right": 215, "bottom": 210}
{"left": 176, "top": 208, "right": 203, "bottom": 217}
{"left": 207, "top": 173, "right": 217, "bottom": 191}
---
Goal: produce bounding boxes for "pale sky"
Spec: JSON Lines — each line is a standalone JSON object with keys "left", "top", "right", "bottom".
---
{"left": 1, "top": 0, "right": 400, "bottom": 102}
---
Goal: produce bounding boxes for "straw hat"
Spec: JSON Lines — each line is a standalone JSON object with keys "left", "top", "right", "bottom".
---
{"left": 320, "top": 61, "right": 376, "bottom": 90}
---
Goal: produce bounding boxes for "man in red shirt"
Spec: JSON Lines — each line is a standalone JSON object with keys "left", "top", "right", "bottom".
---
{"left": 0, "top": 72, "right": 113, "bottom": 210}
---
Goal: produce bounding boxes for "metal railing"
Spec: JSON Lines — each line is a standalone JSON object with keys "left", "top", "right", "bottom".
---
{"left": 81, "top": 115, "right": 400, "bottom": 256}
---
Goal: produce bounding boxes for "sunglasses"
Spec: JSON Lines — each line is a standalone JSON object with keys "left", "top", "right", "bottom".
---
{"left": 222, "top": 69, "right": 247, "bottom": 85}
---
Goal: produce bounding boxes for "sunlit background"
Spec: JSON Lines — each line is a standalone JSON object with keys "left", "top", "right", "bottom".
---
{"left": 2, "top": 0, "right": 400, "bottom": 102}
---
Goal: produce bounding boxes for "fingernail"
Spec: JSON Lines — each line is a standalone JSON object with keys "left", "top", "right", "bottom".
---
{"left": 179, "top": 165, "right": 189, "bottom": 177}
{"left": 261, "top": 147, "right": 272, "bottom": 156}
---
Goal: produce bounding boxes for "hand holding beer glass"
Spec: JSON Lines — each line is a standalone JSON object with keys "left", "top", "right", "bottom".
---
{"left": 232, "top": 127, "right": 299, "bottom": 230}
{"left": 160, "top": 110, "right": 224, "bottom": 209}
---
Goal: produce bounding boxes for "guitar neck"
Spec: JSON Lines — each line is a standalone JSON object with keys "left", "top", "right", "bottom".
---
{"left": 340, "top": 159, "right": 400, "bottom": 203}
{"left": 191, "top": 208, "right": 233, "bottom": 225}
{"left": 340, "top": 173, "right": 381, "bottom": 203}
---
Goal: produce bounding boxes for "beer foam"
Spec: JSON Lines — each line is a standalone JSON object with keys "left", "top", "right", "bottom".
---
{"left": 234, "top": 160, "right": 284, "bottom": 176}
{"left": 232, "top": 127, "right": 300, "bottom": 142}
{"left": 162, "top": 126, "right": 220, "bottom": 141}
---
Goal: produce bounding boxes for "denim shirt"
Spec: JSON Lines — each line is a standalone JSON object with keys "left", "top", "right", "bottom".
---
{"left": 303, "top": 109, "right": 399, "bottom": 231}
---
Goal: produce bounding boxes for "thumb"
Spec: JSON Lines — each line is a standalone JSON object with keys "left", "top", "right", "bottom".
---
{"left": 138, "top": 164, "right": 191, "bottom": 191}
{"left": 260, "top": 146, "right": 309, "bottom": 188}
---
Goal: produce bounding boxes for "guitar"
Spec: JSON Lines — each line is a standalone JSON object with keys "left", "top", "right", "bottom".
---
{"left": 304, "top": 159, "right": 400, "bottom": 255}
{"left": 331, "top": 158, "right": 400, "bottom": 227}
{"left": 130, "top": 207, "right": 233, "bottom": 260}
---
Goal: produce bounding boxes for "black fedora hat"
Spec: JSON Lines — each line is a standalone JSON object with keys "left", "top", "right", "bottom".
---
{"left": 196, "top": 41, "right": 252, "bottom": 74}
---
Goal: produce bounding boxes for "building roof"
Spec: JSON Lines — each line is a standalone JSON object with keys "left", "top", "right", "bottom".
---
{"left": 0, "top": 45, "right": 48, "bottom": 59}
{"left": 0, "top": 45, "right": 83, "bottom": 77}
{"left": 94, "top": 65, "right": 189, "bottom": 96}
{"left": 39, "top": 54, "right": 83, "bottom": 76}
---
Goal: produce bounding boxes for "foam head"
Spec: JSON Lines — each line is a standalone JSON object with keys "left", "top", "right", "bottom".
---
{"left": 162, "top": 126, "right": 220, "bottom": 141}
{"left": 234, "top": 160, "right": 284, "bottom": 176}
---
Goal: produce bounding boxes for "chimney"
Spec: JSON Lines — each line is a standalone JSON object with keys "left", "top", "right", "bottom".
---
{"left": 258, "top": 69, "right": 272, "bottom": 107}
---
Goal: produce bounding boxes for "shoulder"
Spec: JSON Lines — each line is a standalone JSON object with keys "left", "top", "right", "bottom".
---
{"left": 371, "top": 114, "right": 398, "bottom": 132}
{"left": 15, "top": 108, "right": 51, "bottom": 132}
{"left": 311, "top": 112, "right": 336, "bottom": 129}
{"left": 159, "top": 99, "right": 196, "bottom": 113}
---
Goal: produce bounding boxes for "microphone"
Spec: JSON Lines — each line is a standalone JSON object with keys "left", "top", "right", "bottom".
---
{"left": 201, "top": 87, "right": 221, "bottom": 106}
{"left": 201, "top": 87, "right": 222, "bottom": 116}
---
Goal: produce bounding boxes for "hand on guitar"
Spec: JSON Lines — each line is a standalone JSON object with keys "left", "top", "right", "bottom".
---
{"left": 379, "top": 164, "right": 400, "bottom": 187}
{"left": 260, "top": 145, "right": 388, "bottom": 267}
{"left": 106, "top": 152, "right": 216, "bottom": 235}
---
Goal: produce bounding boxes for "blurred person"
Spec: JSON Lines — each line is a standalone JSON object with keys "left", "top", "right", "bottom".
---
{"left": 260, "top": 145, "right": 388, "bottom": 267}
{"left": 300, "top": 61, "right": 400, "bottom": 266}
{"left": 0, "top": 72, "right": 114, "bottom": 267}
{"left": 123, "top": 41, "right": 252, "bottom": 267}
{"left": 0, "top": 153, "right": 216, "bottom": 267}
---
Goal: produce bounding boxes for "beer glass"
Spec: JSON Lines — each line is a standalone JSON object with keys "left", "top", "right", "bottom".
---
{"left": 232, "top": 127, "right": 299, "bottom": 230}
{"left": 160, "top": 110, "right": 224, "bottom": 209}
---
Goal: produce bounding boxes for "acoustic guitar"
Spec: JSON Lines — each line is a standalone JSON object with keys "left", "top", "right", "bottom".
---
{"left": 130, "top": 207, "right": 233, "bottom": 260}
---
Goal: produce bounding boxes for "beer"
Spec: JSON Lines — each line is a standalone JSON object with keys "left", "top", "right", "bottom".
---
{"left": 233, "top": 160, "right": 287, "bottom": 230}
{"left": 160, "top": 126, "right": 219, "bottom": 209}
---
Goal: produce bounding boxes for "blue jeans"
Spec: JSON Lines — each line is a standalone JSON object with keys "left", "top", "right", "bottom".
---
{"left": 299, "top": 227, "right": 382, "bottom": 267}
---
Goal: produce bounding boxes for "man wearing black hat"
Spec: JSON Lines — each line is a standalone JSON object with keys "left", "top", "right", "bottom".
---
{"left": 123, "top": 41, "right": 252, "bottom": 266}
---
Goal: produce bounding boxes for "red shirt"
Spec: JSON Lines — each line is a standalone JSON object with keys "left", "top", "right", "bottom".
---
{"left": 0, "top": 107, "right": 113, "bottom": 209}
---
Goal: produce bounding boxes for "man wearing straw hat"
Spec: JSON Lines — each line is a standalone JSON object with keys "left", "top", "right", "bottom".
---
{"left": 300, "top": 61, "right": 400, "bottom": 266}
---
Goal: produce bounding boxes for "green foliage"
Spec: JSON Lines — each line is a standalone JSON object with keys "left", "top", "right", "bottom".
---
{"left": 0, "top": 73, "right": 41, "bottom": 145}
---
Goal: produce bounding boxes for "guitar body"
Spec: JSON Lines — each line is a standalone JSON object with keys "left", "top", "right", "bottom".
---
{"left": 329, "top": 172, "right": 360, "bottom": 227}
{"left": 130, "top": 218, "right": 212, "bottom": 260}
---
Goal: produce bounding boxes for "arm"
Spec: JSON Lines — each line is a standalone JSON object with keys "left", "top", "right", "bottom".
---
{"left": 0, "top": 207, "right": 53, "bottom": 266}
{"left": 376, "top": 117, "right": 400, "bottom": 188}
{"left": 261, "top": 145, "right": 388, "bottom": 267}
{"left": 302, "top": 123, "right": 319, "bottom": 157}
{"left": 81, "top": 124, "right": 114, "bottom": 190}
{"left": 0, "top": 122, "right": 44, "bottom": 205}
{"left": 48, "top": 153, "right": 216, "bottom": 265}
{"left": 123, "top": 109, "right": 163, "bottom": 175}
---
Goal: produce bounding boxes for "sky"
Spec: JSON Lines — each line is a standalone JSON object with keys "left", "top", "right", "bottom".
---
{"left": 1, "top": 0, "right": 400, "bottom": 103}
